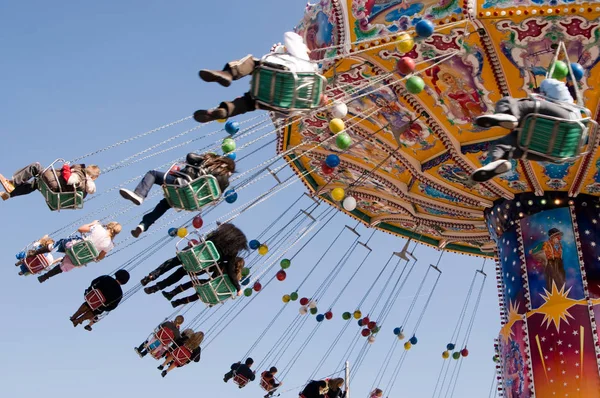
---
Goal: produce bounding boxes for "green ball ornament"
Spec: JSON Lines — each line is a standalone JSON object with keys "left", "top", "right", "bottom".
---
{"left": 290, "top": 292, "right": 299, "bottom": 301}
{"left": 336, "top": 132, "right": 352, "bottom": 150}
{"left": 244, "top": 288, "right": 253, "bottom": 297}
{"left": 372, "top": 326, "right": 381, "bottom": 334}
{"left": 310, "top": 307, "right": 318, "bottom": 315}
{"left": 452, "top": 352, "right": 461, "bottom": 360}
{"left": 406, "top": 76, "right": 425, "bottom": 94}
{"left": 342, "top": 312, "right": 351, "bottom": 320}
{"left": 241, "top": 267, "right": 250, "bottom": 278}
{"left": 222, "top": 138, "right": 236, "bottom": 154}
{"left": 280, "top": 259, "right": 291, "bottom": 269}
{"left": 551, "top": 60, "right": 569, "bottom": 80}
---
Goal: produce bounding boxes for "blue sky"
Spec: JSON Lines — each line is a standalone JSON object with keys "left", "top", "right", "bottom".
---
{"left": 0, "top": 1, "right": 500, "bottom": 397}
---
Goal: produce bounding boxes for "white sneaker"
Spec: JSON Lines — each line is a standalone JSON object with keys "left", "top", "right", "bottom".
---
{"left": 475, "top": 114, "right": 518, "bottom": 129}
{"left": 131, "top": 224, "right": 145, "bottom": 238}
{"left": 471, "top": 160, "right": 512, "bottom": 183}
{"left": 119, "top": 188, "right": 144, "bottom": 205}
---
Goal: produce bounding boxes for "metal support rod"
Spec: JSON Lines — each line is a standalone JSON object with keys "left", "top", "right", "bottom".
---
{"left": 267, "top": 167, "right": 282, "bottom": 184}
{"left": 357, "top": 241, "right": 372, "bottom": 251}
{"left": 304, "top": 192, "right": 320, "bottom": 205}
{"left": 345, "top": 361, "right": 350, "bottom": 398}
{"left": 345, "top": 225, "right": 361, "bottom": 237}
{"left": 301, "top": 209, "right": 316, "bottom": 222}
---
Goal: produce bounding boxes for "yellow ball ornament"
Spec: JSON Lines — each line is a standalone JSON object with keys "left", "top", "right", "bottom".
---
{"left": 177, "top": 228, "right": 188, "bottom": 238}
{"left": 397, "top": 33, "right": 415, "bottom": 53}
{"left": 442, "top": 350, "right": 450, "bottom": 359}
{"left": 258, "top": 245, "right": 269, "bottom": 256}
{"left": 331, "top": 188, "right": 345, "bottom": 202}
{"left": 329, "top": 118, "right": 345, "bottom": 134}
{"left": 217, "top": 118, "right": 228, "bottom": 123}
{"left": 353, "top": 310, "right": 362, "bottom": 319}
{"left": 282, "top": 294, "right": 291, "bottom": 303}
{"left": 404, "top": 341, "right": 412, "bottom": 350}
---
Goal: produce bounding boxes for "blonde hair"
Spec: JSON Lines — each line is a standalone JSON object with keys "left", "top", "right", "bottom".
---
{"left": 85, "top": 165, "right": 101, "bottom": 179}
{"left": 105, "top": 222, "right": 122, "bottom": 238}
{"left": 184, "top": 331, "right": 205, "bottom": 350}
{"left": 38, "top": 235, "right": 55, "bottom": 248}
{"left": 328, "top": 378, "right": 345, "bottom": 390}
{"left": 234, "top": 257, "right": 245, "bottom": 280}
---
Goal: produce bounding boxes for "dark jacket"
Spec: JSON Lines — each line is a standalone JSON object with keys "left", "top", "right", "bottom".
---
{"left": 327, "top": 388, "right": 346, "bottom": 398}
{"left": 231, "top": 363, "right": 256, "bottom": 381}
{"left": 302, "top": 381, "right": 325, "bottom": 398}
{"left": 42, "top": 164, "right": 88, "bottom": 195}
{"left": 208, "top": 257, "right": 241, "bottom": 290}
{"left": 87, "top": 275, "right": 123, "bottom": 313}
{"left": 159, "top": 321, "right": 181, "bottom": 341}
{"left": 179, "top": 153, "right": 230, "bottom": 191}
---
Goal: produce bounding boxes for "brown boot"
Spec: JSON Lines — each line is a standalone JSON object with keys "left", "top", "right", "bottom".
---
{"left": 0, "top": 192, "right": 9, "bottom": 201}
{"left": 199, "top": 69, "right": 233, "bottom": 87}
{"left": 193, "top": 108, "right": 228, "bottom": 123}
{"left": 0, "top": 174, "right": 14, "bottom": 194}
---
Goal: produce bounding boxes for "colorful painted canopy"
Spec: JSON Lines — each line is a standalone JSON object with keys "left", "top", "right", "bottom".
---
{"left": 278, "top": 0, "right": 600, "bottom": 256}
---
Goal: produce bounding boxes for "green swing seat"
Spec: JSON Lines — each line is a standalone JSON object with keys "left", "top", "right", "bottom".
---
{"left": 250, "top": 60, "right": 326, "bottom": 113}
{"left": 194, "top": 275, "right": 237, "bottom": 306}
{"left": 37, "top": 174, "right": 85, "bottom": 211}
{"left": 177, "top": 240, "right": 220, "bottom": 273}
{"left": 65, "top": 240, "right": 99, "bottom": 267}
{"left": 162, "top": 174, "right": 221, "bottom": 212}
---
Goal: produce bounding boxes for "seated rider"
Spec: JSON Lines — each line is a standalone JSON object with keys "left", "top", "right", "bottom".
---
{"left": 158, "top": 330, "right": 203, "bottom": 377}
{"left": 0, "top": 162, "right": 99, "bottom": 201}
{"left": 224, "top": 357, "right": 256, "bottom": 386}
{"left": 326, "top": 378, "right": 346, "bottom": 398}
{"left": 70, "top": 270, "right": 130, "bottom": 331}
{"left": 369, "top": 389, "right": 383, "bottom": 398}
{"left": 141, "top": 223, "right": 248, "bottom": 295}
{"left": 471, "top": 78, "right": 583, "bottom": 182}
{"left": 301, "top": 380, "right": 328, "bottom": 398}
{"left": 194, "top": 32, "right": 318, "bottom": 123}
{"left": 119, "top": 153, "right": 235, "bottom": 238}
{"left": 38, "top": 220, "right": 121, "bottom": 283}
{"left": 135, "top": 315, "right": 185, "bottom": 358}
{"left": 15, "top": 235, "right": 61, "bottom": 276}
{"left": 162, "top": 256, "right": 245, "bottom": 307}
{"left": 262, "top": 367, "right": 282, "bottom": 398}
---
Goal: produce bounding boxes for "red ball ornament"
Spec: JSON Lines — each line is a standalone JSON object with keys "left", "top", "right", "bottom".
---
{"left": 361, "top": 328, "right": 371, "bottom": 337}
{"left": 276, "top": 270, "right": 287, "bottom": 281}
{"left": 169, "top": 165, "right": 181, "bottom": 175}
{"left": 187, "top": 239, "right": 199, "bottom": 248}
{"left": 461, "top": 348, "right": 469, "bottom": 357}
{"left": 396, "top": 57, "right": 416, "bottom": 75}
{"left": 192, "top": 215, "right": 203, "bottom": 229}
{"left": 362, "top": 316, "right": 370, "bottom": 325}
{"left": 300, "top": 297, "right": 309, "bottom": 306}
{"left": 321, "top": 163, "right": 335, "bottom": 175}
{"left": 325, "top": 311, "right": 333, "bottom": 320}
{"left": 253, "top": 282, "right": 262, "bottom": 292}
{"left": 368, "top": 321, "right": 377, "bottom": 330}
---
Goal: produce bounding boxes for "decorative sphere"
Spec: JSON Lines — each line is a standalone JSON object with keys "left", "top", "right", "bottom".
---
{"left": 187, "top": 239, "right": 199, "bottom": 248}
{"left": 325, "top": 154, "right": 340, "bottom": 168}
{"left": 493, "top": 355, "right": 499, "bottom": 363}
{"left": 368, "top": 321, "right": 377, "bottom": 330}
{"left": 316, "top": 314, "right": 325, "bottom": 322}
{"left": 446, "top": 343, "right": 455, "bottom": 351}
{"left": 290, "top": 292, "right": 299, "bottom": 301}
{"left": 396, "top": 57, "right": 416, "bottom": 75}
{"left": 325, "top": 311, "right": 333, "bottom": 320}
{"left": 415, "top": 19, "right": 435, "bottom": 38}
{"left": 406, "top": 76, "right": 425, "bottom": 94}
{"left": 169, "top": 165, "right": 181, "bottom": 175}
{"left": 358, "top": 319, "right": 363, "bottom": 327}
{"left": 168, "top": 228, "right": 178, "bottom": 237}
{"left": 330, "top": 102, "right": 348, "bottom": 119}
{"left": 551, "top": 60, "right": 569, "bottom": 80}
{"left": 280, "top": 259, "right": 291, "bottom": 269}
{"left": 241, "top": 277, "right": 250, "bottom": 286}
{"left": 241, "top": 267, "right": 250, "bottom": 278}
{"left": 361, "top": 328, "right": 371, "bottom": 337}
{"left": 276, "top": 270, "right": 287, "bottom": 281}
{"left": 177, "top": 228, "right": 188, "bottom": 238}
{"left": 398, "top": 332, "right": 405, "bottom": 340}
{"left": 329, "top": 118, "right": 345, "bottom": 134}
{"left": 244, "top": 288, "right": 253, "bottom": 297}
{"left": 217, "top": 118, "right": 227, "bottom": 123}
{"left": 300, "top": 297, "right": 309, "bottom": 306}
{"left": 258, "top": 245, "right": 269, "bottom": 256}
{"left": 397, "top": 33, "right": 414, "bottom": 53}
{"left": 321, "top": 163, "right": 335, "bottom": 175}
{"left": 253, "top": 282, "right": 262, "bottom": 292}
{"left": 372, "top": 326, "right": 381, "bottom": 334}
{"left": 353, "top": 310, "right": 362, "bottom": 319}
{"left": 452, "top": 352, "right": 461, "bottom": 360}
{"left": 336, "top": 132, "right": 353, "bottom": 150}
{"left": 331, "top": 188, "right": 345, "bottom": 201}
{"left": 221, "top": 138, "right": 236, "bottom": 153}
{"left": 299, "top": 306, "right": 308, "bottom": 315}
{"left": 368, "top": 336, "right": 376, "bottom": 344}
{"left": 342, "top": 312, "right": 351, "bottom": 320}
{"left": 224, "top": 189, "right": 238, "bottom": 203}
{"left": 442, "top": 351, "right": 450, "bottom": 359}
{"left": 393, "top": 327, "right": 402, "bottom": 336}
{"left": 362, "top": 316, "right": 370, "bottom": 325}
{"left": 461, "top": 348, "right": 469, "bottom": 357}
{"left": 570, "top": 62, "right": 584, "bottom": 81}
{"left": 192, "top": 215, "right": 203, "bottom": 229}
{"left": 225, "top": 120, "right": 240, "bottom": 135}
{"left": 409, "top": 336, "right": 418, "bottom": 345}
{"left": 226, "top": 152, "right": 236, "bottom": 161}
{"left": 308, "top": 300, "right": 318, "bottom": 309}
{"left": 310, "top": 307, "right": 318, "bottom": 315}
{"left": 282, "top": 294, "right": 291, "bottom": 303}
{"left": 342, "top": 196, "right": 357, "bottom": 211}
{"left": 404, "top": 341, "right": 412, "bottom": 350}
{"left": 249, "top": 240, "right": 260, "bottom": 250}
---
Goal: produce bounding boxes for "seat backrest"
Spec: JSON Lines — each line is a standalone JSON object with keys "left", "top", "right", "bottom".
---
{"left": 85, "top": 288, "right": 106, "bottom": 311}
{"left": 250, "top": 67, "right": 324, "bottom": 111}
{"left": 172, "top": 346, "right": 192, "bottom": 367}
{"left": 162, "top": 175, "right": 221, "bottom": 211}
{"left": 194, "top": 274, "right": 237, "bottom": 306}
{"left": 66, "top": 240, "right": 100, "bottom": 266}
{"left": 519, "top": 114, "right": 587, "bottom": 159}
{"left": 38, "top": 177, "right": 84, "bottom": 211}
{"left": 155, "top": 327, "right": 176, "bottom": 346}
{"left": 24, "top": 254, "right": 50, "bottom": 274}
{"left": 233, "top": 373, "right": 249, "bottom": 387}
{"left": 178, "top": 240, "right": 220, "bottom": 273}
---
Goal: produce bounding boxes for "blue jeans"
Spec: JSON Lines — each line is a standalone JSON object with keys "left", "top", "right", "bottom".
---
{"left": 135, "top": 171, "right": 177, "bottom": 230}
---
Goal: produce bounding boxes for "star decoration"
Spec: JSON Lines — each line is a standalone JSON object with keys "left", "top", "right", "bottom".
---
{"left": 531, "top": 283, "right": 578, "bottom": 332}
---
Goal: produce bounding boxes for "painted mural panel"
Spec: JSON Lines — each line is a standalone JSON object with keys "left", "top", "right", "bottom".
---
{"left": 499, "top": 320, "right": 531, "bottom": 398}
{"left": 497, "top": 227, "right": 528, "bottom": 315}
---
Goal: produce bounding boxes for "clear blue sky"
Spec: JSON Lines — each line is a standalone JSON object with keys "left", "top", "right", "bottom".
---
{"left": 0, "top": 1, "right": 500, "bottom": 397}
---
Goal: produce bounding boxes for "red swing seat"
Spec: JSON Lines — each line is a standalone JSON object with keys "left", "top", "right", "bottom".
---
{"left": 172, "top": 346, "right": 192, "bottom": 367}
{"left": 233, "top": 373, "right": 250, "bottom": 388}
{"left": 24, "top": 254, "right": 51, "bottom": 274}
{"left": 260, "top": 375, "right": 274, "bottom": 391}
{"left": 155, "top": 327, "right": 176, "bottom": 346}
{"left": 85, "top": 288, "right": 106, "bottom": 311}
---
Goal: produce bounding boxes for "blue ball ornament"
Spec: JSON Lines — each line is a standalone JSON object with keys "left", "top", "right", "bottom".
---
{"left": 358, "top": 319, "right": 363, "bottom": 327}
{"left": 316, "top": 314, "right": 325, "bottom": 322}
{"left": 226, "top": 152, "right": 236, "bottom": 161}
{"left": 249, "top": 240, "right": 261, "bottom": 250}
{"left": 415, "top": 19, "right": 434, "bottom": 38}
{"left": 409, "top": 335, "right": 418, "bottom": 345}
{"left": 570, "top": 62, "right": 584, "bottom": 81}
{"left": 168, "top": 228, "right": 178, "bottom": 237}
{"left": 224, "top": 189, "right": 238, "bottom": 204}
{"left": 446, "top": 343, "right": 455, "bottom": 351}
{"left": 393, "top": 327, "right": 402, "bottom": 336}
{"left": 225, "top": 120, "right": 240, "bottom": 135}
{"left": 241, "top": 277, "right": 250, "bottom": 286}
{"left": 325, "top": 154, "right": 340, "bottom": 168}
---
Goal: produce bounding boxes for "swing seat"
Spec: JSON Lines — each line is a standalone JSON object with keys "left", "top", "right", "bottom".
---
{"left": 147, "top": 337, "right": 168, "bottom": 360}
{"left": 177, "top": 240, "right": 221, "bottom": 273}
{"left": 85, "top": 288, "right": 106, "bottom": 311}
{"left": 233, "top": 374, "right": 250, "bottom": 388}
{"left": 172, "top": 346, "right": 192, "bottom": 367}
{"left": 250, "top": 58, "right": 325, "bottom": 113}
{"left": 65, "top": 240, "right": 100, "bottom": 267}
{"left": 155, "top": 327, "right": 176, "bottom": 346}
{"left": 23, "top": 254, "right": 51, "bottom": 274}
{"left": 260, "top": 375, "right": 277, "bottom": 391}
{"left": 194, "top": 275, "right": 237, "bottom": 306}
{"left": 37, "top": 176, "right": 85, "bottom": 211}
{"left": 162, "top": 174, "right": 221, "bottom": 212}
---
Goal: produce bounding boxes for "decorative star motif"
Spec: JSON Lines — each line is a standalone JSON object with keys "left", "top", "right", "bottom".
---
{"left": 500, "top": 300, "right": 521, "bottom": 342}
{"left": 530, "top": 283, "right": 577, "bottom": 332}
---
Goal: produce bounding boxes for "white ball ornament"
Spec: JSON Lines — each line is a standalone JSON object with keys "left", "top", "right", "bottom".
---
{"left": 330, "top": 101, "right": 348, "bottom": 119}
{"left": 343, "top": 196, "right": 357, "bottom": 211}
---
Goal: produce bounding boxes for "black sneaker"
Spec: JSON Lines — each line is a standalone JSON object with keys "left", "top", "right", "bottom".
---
{"left": 162, "top": 291, "right": 174, "bottom": 301}
{"left": 140, "top": 276, "right": 153, "bottom": 286}
{"left": 193, "top": 108, "right": 228, "bottom": 123}
{"left": 199, "top": 69, "right": 233, "bottom": 87}
{"left": 144, "top": 286, "right": 160, "bottom": 295}
{"left": 131, "top": 224, "right": 144, "bottom": 238}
